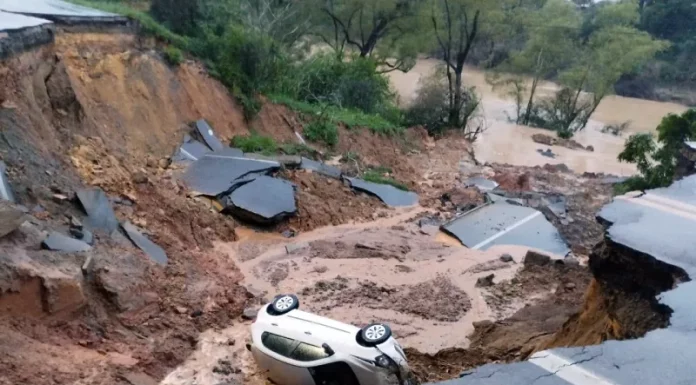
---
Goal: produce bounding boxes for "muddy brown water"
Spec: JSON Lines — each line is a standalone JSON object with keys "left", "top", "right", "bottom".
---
{"left": 389, "top": 59, "right": 689, "bottom": 176}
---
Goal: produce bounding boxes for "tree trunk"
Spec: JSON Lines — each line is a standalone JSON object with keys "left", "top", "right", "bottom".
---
{"left": 523, "top": 76, "right": 539, "bottom": 125}
{"left": 451, "top": 71, "right": 463, "bottom": 125}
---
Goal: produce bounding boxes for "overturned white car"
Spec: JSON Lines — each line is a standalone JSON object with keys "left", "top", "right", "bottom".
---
{"left": 250, "top": 294, "right": 416, "bottom": 385}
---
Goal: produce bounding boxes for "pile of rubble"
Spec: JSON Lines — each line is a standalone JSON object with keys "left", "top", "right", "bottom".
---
{"left": 175, "top": 120, "right": 420, "bottom": 225}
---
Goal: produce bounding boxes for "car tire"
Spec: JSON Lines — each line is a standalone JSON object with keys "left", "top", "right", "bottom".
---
{"left": 270, "top": 294, "right": 299, "bottom": 315}
{"left": 360, "top": 323, "right": 392, "bottom": 345}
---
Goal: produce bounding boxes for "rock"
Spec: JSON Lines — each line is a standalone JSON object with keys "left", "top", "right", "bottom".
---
{"left": 419, "top": 225, "right": 439, "bottom": 236}
{"left": 499, "top": 254, "right": 514, "bottom": 263}
{"left": 175, "top": 306, "right": 188, "bottom": 314}
{"left": 524, "top": 250, "right": 552, "bottom": 267}
{"left": 0, "top": 203, "right": 26, "bottom": 238}
{"left": 190, "top": 310, "right": 203, "bottom": 318}
{"left": 395, "top": 264, "right": 415, "bottom": 273}
{"left": 242, "top": 306, "right": 259, "bottom": 320}
{"left": 52, "top": 193, "right": 69, "bottom": 203}
{"left": 158, "top": 158, "right": 171, "bottom": 169}
{"left": 565, "top": 282, "right": 577, "bottom": 290}
{"left": 532, "top": 133, "right": 557, "bottom": 146}
{"left": 281, "top": 229, "right": 297, "bottom": 238}
{"left": 42, "top": 274, "right": 87, "bottom": 315}
{"left": 132, "top": 172, "right": 148, "bottom": 184}
{"left": 213, "top": 359, "right": 241, "bottom": 375}
{"left": 313, "top": 265, "right": 328, "bottom": 273}
{"left": 285, "top": 242, "right": 309, "bottom": 254}
{"left": 70, "top": 215, "right": 83, "bottom": 229}
{"left": 586, "top": 145, "right": 594, "bottom": 152}
{"left": 564, "top": 256, "right": 580, "bottom": 266}
{"left": 475, "top": 274, "right": 495, "bottom": 287}
{"left": 119, "top": 371, "right": 158, "bottom": 385}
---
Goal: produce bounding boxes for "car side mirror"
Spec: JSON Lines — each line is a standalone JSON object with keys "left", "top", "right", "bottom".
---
{"left": 322, "top": 343, "right": 335, "bottom": 356}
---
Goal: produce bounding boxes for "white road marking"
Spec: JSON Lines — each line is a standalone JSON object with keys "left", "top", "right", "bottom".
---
{"left": 472, "top": 211, "right": 541, "bottom": 250}
{"left": 179, "top": 147, "right": 197, "bottom": 161}
{"left": 530, "top": 351, "right": 616, "bottom": 385}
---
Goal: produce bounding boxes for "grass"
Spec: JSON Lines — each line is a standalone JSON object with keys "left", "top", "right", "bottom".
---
{"left": 613, "top": 175, "right": 651, "bottom": 196}
{"left": 279, "top": 143, "right": 317, "bottom": 158}
{"left": 269, "top": 94, "right": 404, "bottom": 136}
{"left": 163, "top": 46, "right": 184, "bottom": 66}
{"left": 68, "top": 0, "right": 191, "bottom": 49}
{"left": 231, "top": 134, "right": 277, "bottom": 155}
{"left": 363, "top": 169, "right": 409, "bottom": 191}
{"left": 304, "top": 120, "right": 338, "bottom": 147}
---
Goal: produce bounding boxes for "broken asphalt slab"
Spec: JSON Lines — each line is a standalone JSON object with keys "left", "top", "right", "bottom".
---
{"left": 442, "top": 202, "right": 569, "bottom": 256}
{"left": 219, "top": 175, "right": 296, "bottom": 224}
{"left": 121, "top": 221, "right": 168, "bottom": 265}
{"left": 300, "top": 158, "right": 342, "bottom": 179}
{"left": 0, "top": 10, "right": 51, "bottom": 31}
{"left": 76, "top": 188, "right": 119, "bottom": 233}
{"left": 42, "top": 231, "right": 91, "bottom": 252}
{"left": 345, "top": 177, "right": 418, "bottom": 207}
{"left": 0, "top": 160, "right": 16, "bottom": 202}
{"left": 182, "top": 156, "right": 280, "bottom": 196}
{"left": 0, "top": 0, "right": 126, "bottom": 22}
{"left": 193, "top": 119, "right": 224, "bottom": 152}
{"left": 171, "top": 135, "right": 211, "bottom": 162}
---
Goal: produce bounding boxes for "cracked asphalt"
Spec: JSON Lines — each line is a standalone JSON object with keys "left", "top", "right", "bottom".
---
{"left": 432, "top": 175, "right": 696, "bottom": 385}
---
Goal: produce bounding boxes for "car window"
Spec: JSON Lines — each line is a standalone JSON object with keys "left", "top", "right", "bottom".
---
{"left": 261, "top": 332, "right": 296, "bottom": 357}
{"left": 290, "top": 342, "right": 331, "bottom": 362}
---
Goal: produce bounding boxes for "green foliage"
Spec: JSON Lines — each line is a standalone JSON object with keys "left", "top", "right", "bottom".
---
{"left": 617, "top": 109, "right": 696, "bottom": 192}
{"left": 163, "top": 46, "right": 184, "bottom": 66}
{"left": 269, "top": 94, "right": 403, "bottom": 136}
{"left": 362, "top": 169, "right": 409, "bottom": 191}
{"left": 149, "top": 0, "right": 202, "bottom": 36}
{"left": 304, "top": 120, "right": 339, "bottom": 147}
{"left": 230, "top": 134, "right": 277, "bottom": 154}
{"left": 405, "top": 72, "right": 480, "bottom": 137}
{"left": 279, "top": 143, "right": 318, "bottom": 158}
{"left": 282, "top": 54, "right": 394, "bottom": 115}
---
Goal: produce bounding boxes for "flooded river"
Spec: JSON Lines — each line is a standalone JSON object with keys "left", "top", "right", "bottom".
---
{"left": 389, "top": 59, "right": 689, "bottom": 176}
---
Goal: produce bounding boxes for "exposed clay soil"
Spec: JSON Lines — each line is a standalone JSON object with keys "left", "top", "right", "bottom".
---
{"left": 279, "top": 170, "right": 387, "bottom": 232}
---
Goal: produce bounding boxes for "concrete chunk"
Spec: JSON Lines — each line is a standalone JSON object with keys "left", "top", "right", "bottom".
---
{"left": 121, "top": 221, "right": 168, "bottom": 265}
{"left": 464, "top": 177, "right": 499, "bottom": 192}
{"left": 42, "top": 231, "right": 92, "bottom": 252}
{"left": 345, "top": 177, "right": 418, "bottom": 207}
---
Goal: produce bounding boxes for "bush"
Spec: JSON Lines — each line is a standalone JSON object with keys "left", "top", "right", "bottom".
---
{"left": 303, "top": 120, "right": 339, "bottom": 147}
{"left": 285, "top": 54, "right": 394, "bottom": 116}
{"left": 149, "top": 0, "right": 202, "bottom": 36}
{"left": 163, "top": 46, "right": 184, "bottom": 66}
{"left": 231, "top": 134, "right": 277, "bottom": 154}
{"left": 405, "top": 73, "right": 481, "bottom": 137}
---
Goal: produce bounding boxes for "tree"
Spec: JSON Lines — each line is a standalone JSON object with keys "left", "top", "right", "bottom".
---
{"left": 493, "top": 0, "right": 581, "bottom": 125}
{"left": 618, "top": 109, "right": 696, "bottom": 191}
{"left": 430, "top": 0, "right": 504, "bottom": 127}
{"left": 311, "top": 0, "right": 423, "bottom": 71}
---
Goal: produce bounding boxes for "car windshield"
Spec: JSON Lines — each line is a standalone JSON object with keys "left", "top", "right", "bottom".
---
{"left": 261, "top": 332, "right": 331, "bottom": 362}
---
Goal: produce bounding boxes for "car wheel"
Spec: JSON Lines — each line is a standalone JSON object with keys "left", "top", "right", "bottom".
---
{"left": 271, "top": 294, "right": 299, "bottom": 315}
{"left": 360, "top": 323, "right": 392, "bottom": 345}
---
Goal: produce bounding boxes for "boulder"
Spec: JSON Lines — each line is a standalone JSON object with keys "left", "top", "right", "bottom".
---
{"left": 475, "top": 274, "right": 495, "bottom": 287}
{"left": 524, "top": 250, "right": 552, "bottom": 267}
